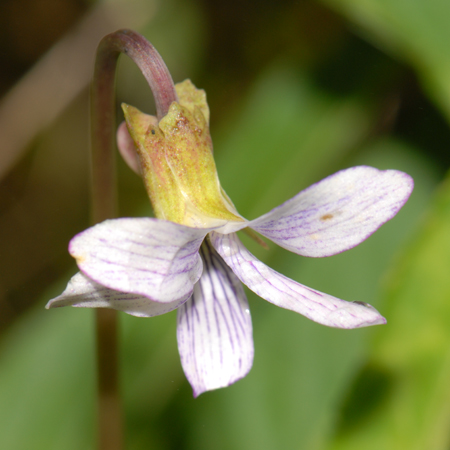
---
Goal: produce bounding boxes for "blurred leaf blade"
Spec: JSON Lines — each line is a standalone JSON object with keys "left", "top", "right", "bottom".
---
{"left": 177, "top": 60, "right": 441, "bottom": 450}
{"left": 326, "top": 172, "right": 450, "bottom": 450}
{"left": 319, "top": 0, "right": 450, "bottom": 121}
{"left": 0, "top": 304, "right": 95, "bottom": 450}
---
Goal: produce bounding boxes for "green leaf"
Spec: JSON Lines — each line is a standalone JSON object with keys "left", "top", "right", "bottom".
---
{"left": 327, "top": 172, "right": 450, "bottom": 450}
{"left": 0, "top": 303, "right": 95, "bottom": 450}
{"left": 178, "top": 63, "right": 440, "bottom": 450}
{"left": 320, "top": 0, "right": 450, "bottom": 120}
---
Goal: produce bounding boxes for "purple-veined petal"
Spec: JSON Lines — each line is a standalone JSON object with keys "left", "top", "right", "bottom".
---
{"left": 248, "top": 166, "right": 413, "bottom": 257}
{"left": 177, "top": 240, "right": 253, "bottom": 397}
{"left": 69, "top": 218, "right": 211, "bottom": 304}
{"left": 46, "top": 272, "right": 184, "bottom": 317}
{"left": 211, "top": 232, "right": 386, "bottom": 329}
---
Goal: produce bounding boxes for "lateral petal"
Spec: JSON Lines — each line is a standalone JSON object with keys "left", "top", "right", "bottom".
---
{"left": 211, "top": 232, "right": 386, "bottom": 329}
{"left": 249, "top": 166, "right": 413, "bottom": 257}
{"left": 69, "top": 218, "right": 210, "bottom": 303}
{"left": 46, "top": 272, "right": 184, "bottom": 317}
{"left": 177, "top": 240, "right": 254, "bottom": 397}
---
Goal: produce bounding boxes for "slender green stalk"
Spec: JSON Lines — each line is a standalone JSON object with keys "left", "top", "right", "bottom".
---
{"left": 90, "top": 29, "right": 177, "bottom": 450}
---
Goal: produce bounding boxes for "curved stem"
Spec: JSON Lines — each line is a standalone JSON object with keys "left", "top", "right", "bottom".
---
{"left": 91, "top": 28, "right": 177, "bottom": 224}
{"left": 91, "top": 29, "right": 177, "bottom": 450}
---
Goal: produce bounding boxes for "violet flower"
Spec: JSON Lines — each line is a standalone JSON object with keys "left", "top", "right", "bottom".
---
{"left": 47, "top": 80, "right": 413, "bottom": 396}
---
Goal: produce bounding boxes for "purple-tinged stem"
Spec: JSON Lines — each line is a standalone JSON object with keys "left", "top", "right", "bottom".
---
{"left": 91, "top": 28, "right": 177, "bottom": 224}
{"left": 91, "top": 29, "right": 177, "bottom": 450}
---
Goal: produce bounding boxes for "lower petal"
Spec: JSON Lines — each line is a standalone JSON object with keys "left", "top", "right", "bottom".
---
{"left": 211, "top": 232, "right": 386, "bottom": 329}
{"left": 177, "top": 240, "right": 254, "bottom": 397}
{"left": 46, "top": 272, "right": 184, "bottom": 317}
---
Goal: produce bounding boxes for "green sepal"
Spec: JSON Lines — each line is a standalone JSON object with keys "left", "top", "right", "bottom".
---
{"left": 122, "top": 80, "right": 243, "bottom": 228}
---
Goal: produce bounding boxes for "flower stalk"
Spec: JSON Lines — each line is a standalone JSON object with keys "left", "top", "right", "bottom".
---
{"left": 90, "top": 29, "right": 177, "bottom": 450}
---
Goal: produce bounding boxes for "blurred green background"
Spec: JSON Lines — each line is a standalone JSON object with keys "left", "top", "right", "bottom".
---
{"left": 1, "top": 0, "right": 450, "bottom": 448}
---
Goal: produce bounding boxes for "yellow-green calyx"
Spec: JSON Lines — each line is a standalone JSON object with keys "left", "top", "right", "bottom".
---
{"left": 122, "top": 79, "right": 244, "bottom": 228}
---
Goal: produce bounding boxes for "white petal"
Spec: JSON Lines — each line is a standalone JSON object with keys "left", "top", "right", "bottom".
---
{"left": 211, "top": 232, "right": 386, "bottom": 329}
{"left": 46, "top": 272, "right": 184, "bottom": 317}
{"left": 249, "top": 166, "right": 413, "bottom": 257}
{"left": 177, "top": 240, "right": 253, "bottom": 397}
{"left": 69, "top": 218, "right": 210, "bottom": 303}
